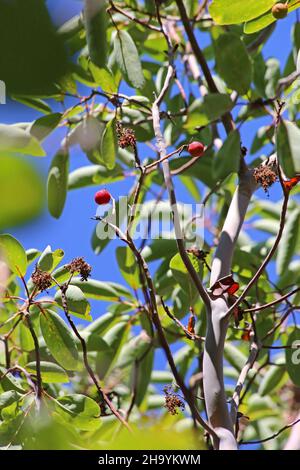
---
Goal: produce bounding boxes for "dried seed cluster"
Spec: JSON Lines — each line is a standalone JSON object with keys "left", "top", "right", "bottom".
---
{"left": 31, "top": 266, "right": 52, "bottom": 292}
{"left": 116, "top": 121, "right": 136, "bottom": 148}
{"left": 253, "top": 165, "right": 277, "bottom": 193}
{"left": 66, "top": 257, "right": 91, "bottom": 281}
{"left": 164, "top": 386, "right": 185, "bottom": 415}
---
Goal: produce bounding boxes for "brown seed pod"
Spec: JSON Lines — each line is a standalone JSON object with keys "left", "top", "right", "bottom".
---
{"left": 271, "top": 3, "right": 288, "bottom": 19}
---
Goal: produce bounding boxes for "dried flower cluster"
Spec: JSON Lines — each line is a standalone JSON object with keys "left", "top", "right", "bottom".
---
{"left": 31, "top": 266, "right": 52, "bottom": 292}
{"left": 163, "top": 385, "right": 185, "bottom": 415}
{"left": 253, "top": 165, "right": 277, "bottom": 193}
{"left": 116, "top": 121, "right": 136, "bottom": 148}
{"left": 66, "top": 257, "right": 91, "bottom": 281}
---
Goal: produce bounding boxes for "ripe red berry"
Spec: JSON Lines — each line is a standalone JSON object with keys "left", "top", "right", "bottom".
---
{"left": 94, "top": 189, "right": 111, "bottom": 205}
{"left": 187, "top": 141, "right": 205, "bottom": 157}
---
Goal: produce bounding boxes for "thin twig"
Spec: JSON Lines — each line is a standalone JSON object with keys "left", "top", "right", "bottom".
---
{"left": 239, "top": 418, "right": 300, "bottom": 446}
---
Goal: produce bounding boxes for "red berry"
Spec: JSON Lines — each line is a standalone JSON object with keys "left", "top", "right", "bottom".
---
{"left": 94, "top": 189, "right": 111, "bottom": 205}
{"left": 187, "top": 141, "right": 205, "bottom": 157}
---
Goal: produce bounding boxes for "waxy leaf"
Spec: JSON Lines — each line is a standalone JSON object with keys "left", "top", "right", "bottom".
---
{"left": 276, "top": 120, "right": 300, "bottom": 178}
{"left": 213, "top": 129, "right": 241, "bottom": 180}
{"left": 116, "top": 246, "right": 140, "bottom": 290}
{"left": 40, "top": 310, "right": 79, "bottom": 371}
{"left": 56, "top": 394, "right": 101, "bottom": 431}
{"left": 214, "top": 33, "right": 252, "bottom": 95}
{"left": 113, "top": 30, "right": 145, "bottom": 89}
{"left": 0, "top": 234, "right": 27, "bottom": 276}
{"left": 38, "top": 245, "right": 64, "bottom": 272}
{"left": 276, "top": 208, "right": 300, "bottom": 277}
{"left": 209, "top": 0, "right": 274, "bottom": 25}
{"left": 101, "top": 118, "right": 117, "bottom": 170}
{"left": 26, "top": 361, "right": 69, "bottom": 383}
{"left": 184, "top": 94, "right": 233, "bottom": 129}
{"left": 84, "top": 0, "right": 107, "bottom": 68}
{"left": 55, "top": 285, "right": 91, "bottom": 321}
{"left": 0, "top": 123, "right": 45, "bottom": 156}
{"left": 47, "top": 149, "right": 69, "bottom": 219}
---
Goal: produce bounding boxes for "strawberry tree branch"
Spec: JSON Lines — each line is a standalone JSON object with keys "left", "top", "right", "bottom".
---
{"left": 53, "top": 279, "right": 131, "bottom": 431}
{"left": 225, "top": 190, "right": 290, "bottom": 318}
{"left": 24, "top": 309, "right": 42, "bottom": 400}
{"left": 240, "top": 417, "right": 300, "bottom": 446}
{"left": 94, "top": 216, "right": 217, "bottom": 440}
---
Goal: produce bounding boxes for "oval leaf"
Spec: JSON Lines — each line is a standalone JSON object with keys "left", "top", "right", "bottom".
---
{"left": 214, "top": 32, "right": 252, "bottom": 95}
{"left": 55, "top": 285, "right": 91, "bottom": 321}
{"left": 101, "top": 118, "right": 117, "bottom": 170}
{"left": 0, "top": 234, "right": 27, "bottom": 276}
{"left": 26, "top": 361, "right": 69, "bottom": 383}
{"left": 213, "top": 129, "right": 241, "bottom": 180}
{"left": 40, "top": 310, "right": 79, "bottom": 371}
{"left": 113, "top": 30, "right": 145, "bottom": 89}
{"left": 47, "top": 149, "right": 69, "bottom": 219}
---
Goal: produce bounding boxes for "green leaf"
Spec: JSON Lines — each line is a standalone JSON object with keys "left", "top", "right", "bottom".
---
{"left": 214, "top": 32, "right": 252, "bottom": 95}
{"left": 71, "top": 278, "right": 133, "bottom": 301}
{"left": 258, "top": 361, "right": 287, "bottom": 396}
{"left": 96, "top": 321, "right": 129, "bottom": 378}
{"left": 68, "top": 164, "right": 123, "bottom": 190}
{"left": 55, "top": 285, "right": 91, "bottom": 321}
{"left": 40, "top": 310, "right": 79, "bottom": 371}
{"left": 84, "top": 312, "right": 115, "bottom": 335}
{"left": 116, "top": 246, "right": 140, "bottom": 290}
{"left": 184, "top": 94, "right": 233, "bottom": 129}
{"left": 113, "top": 30, "right": 145, "bottom": 89}
{"left": 19, "top": 322, "right": 35, "bottom": 351}
{"left": 47, "top": 149, "right": 69, "bottom": 219}
{"left": 12, "top": 95, "right": 52, "bottom": 114}
{"left": 0, "top": 391, "right": 23, "bottom": 410}
{"left": 213, "top": 129, "right": 241, "bottom": 180}
{"left": 116, "top": 331, "right": 152, "bottom": 369}
{"left": 56, "top": 394, "right": 101, "bottom": 431}
{"left": 244, "top": 3, "right": 300, "bottom": 34}
{"left": 30, "top": 113, "right": 62, "bottom": 142}
{"left": 89, "top": 64, "right": 118, "bottom": 93}
{"left": 25, "top": 361, "right": 69, "bottom": 383}
{"left": 0, "top": 156, "right": 44, "bottom": 230}
{"left": 0, "top": 366, "right": 25, "bottom": 393}
{"left": 0, "top": 234, "right": 27, "bottom": 276}
{"left": 209, "top": 0, "right": 274, "bottom": 24}
{"left": 276, "top": 120, "right": 300, "bottom": 178}
{"left": 37, "top": 245, "right": 65, "bottom": 272}
{"left": 224, "top": 343, "right": 248, "bottom": 371}
{"left": 84, "top": 0, "right": 107, "bottom": 68}
{"left": 276, "top": 208, "right": 300, "bottom": 276}
{"left": 101, "top": 118, "right": 117, "bottom": 170}
{"left": 135, "top": 348, "right": 154, "bottom": 407}
{"left": 286, "top": 328, "right": 300, "bottom": 386}
{"left": 0, "top": 124, "right": 45, "bottom": 156}
{"left": 169, "top": 252, "right": 201, "bottom": 304}
{"left": 26, "top": 248, "right": 41, "bottom": 264}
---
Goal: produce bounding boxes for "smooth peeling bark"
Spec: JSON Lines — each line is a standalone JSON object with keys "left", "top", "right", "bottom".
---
{"left": 203, "top": 170, "right": 256, "bottom": 449}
